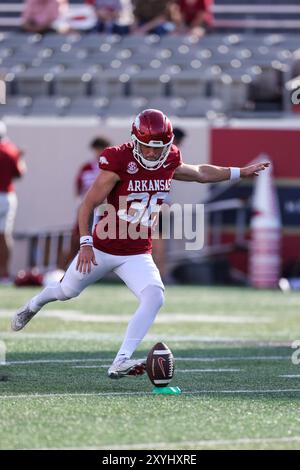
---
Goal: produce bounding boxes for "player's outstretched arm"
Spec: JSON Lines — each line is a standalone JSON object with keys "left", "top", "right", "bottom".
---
{"left": 76, "top": 170, "right": 120, "bottom": 274}
{"left": 173, "top": 162, "right": 270, "bottom": 183}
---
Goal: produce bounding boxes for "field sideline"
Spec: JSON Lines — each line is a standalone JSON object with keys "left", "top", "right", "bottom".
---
{"left": 0, "top": 284, "right": 300, "bottom": 450}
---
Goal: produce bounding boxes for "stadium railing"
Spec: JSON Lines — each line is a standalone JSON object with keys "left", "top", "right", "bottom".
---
{"left": 14, "top": 228, "right": 72, "bottom": 271}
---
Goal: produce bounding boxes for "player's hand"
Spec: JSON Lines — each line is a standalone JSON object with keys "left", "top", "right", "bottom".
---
{"left": 76, "top": 246, "right": 98, "bottom": 274}
{"left": 241, "top": 162, "right": 270, "bottom": 178}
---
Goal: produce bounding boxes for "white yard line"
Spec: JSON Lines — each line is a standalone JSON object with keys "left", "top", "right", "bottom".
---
{"left": 0, "top": 332, "right": 125, "bottom": 341}
{"left": 2, "top": 356, "right": 290, "bottom": 366}
{"left": 279, "top": 375, "right": 300, "bottom": 378}
{"left": 190, "top": 389, "right": 300, "bottom": 394}
{"left": 5, "top": 358, "right": 112, "bottom": 365}
{"left": 64, "top": 436, "right": 300, "bottom": 450}
{"left": 178, "top": 356, "right": 290, "bottom": 361}
{"left": 2, "top": 356, "right": 291, "bottom": 366}
{"left": 71, "top": 366, "right": 242, "bottom": 372}
{"left": 0, "top": 331, "right": 289, "bottom": 344}
{"left": 1, "top": 389, "right": 300, "bottom": 399}
{"left": 177, "top": 368, "right": 242, "bottom": 373}
{"left": 0, "top": 309, "right": 270, "bottom": 324}
{"left": 0, "top": 392, "right": 147, "bottom": 399}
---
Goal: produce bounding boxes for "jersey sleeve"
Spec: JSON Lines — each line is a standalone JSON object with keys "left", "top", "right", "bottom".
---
{"left": 171, "top": 146, "right": 183, "bottom": 170}
{"left": 176, "top": 148, "right": 183, "bottom": 168}
{"left": 98, "top": 147, "right": 124, "bottom": 176}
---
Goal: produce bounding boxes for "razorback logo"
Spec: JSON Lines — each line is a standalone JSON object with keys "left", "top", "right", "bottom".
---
{"left": 99, "top": 156, "right": 109, "bottom": 165}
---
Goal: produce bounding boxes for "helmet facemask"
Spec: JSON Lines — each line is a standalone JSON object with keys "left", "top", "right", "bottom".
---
{"left": 131, "top": 134, "right": 174, "bottom": 171}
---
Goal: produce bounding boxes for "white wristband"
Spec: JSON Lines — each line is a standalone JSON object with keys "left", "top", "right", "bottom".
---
{"left": 230, "top": 167, "right": 241, "bottom": 180}
{"left": 80, "top": 235, "right": 93, "bottom": 246}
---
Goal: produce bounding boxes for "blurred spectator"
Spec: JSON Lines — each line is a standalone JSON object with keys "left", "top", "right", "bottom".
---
{"left": 173, "top": 127, "right": 186, "bottom": 147}
{"left": 279, "top": 278, "right": 300, "bottom": 292}
{"left": 169, "top": 0, "right": 213, "bottom": 37}
{"left": 61, "top": 137, "right": 111, "bottom": 269}
{"left": 0, "top": 122, "right": 26, "bottom": 284}
{"left": 21, "top": 0, "right": 68, "bottom": 34}
{"left": 76, "top": 137, "right": 111, "bottom": 200}
{"left": 131, "top": 0, "right": 175, "bottom": 36}
{"left": 85, "top": 0, "right": 129, "bottom": 34}
{"left": 54, "top": 2, "right": 97, "bottom": 33}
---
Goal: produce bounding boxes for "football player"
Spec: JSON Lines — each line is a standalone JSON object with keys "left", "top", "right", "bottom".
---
{"left": 11, "top": 109, "right": 269, "bottom": 378}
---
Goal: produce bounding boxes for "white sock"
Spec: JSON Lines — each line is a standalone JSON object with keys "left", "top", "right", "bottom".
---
{"left": 114, "top": 285, "right": 164, "bottom": 363}
{"left": 29, "top": 283, "right": 69, "bottom": 313}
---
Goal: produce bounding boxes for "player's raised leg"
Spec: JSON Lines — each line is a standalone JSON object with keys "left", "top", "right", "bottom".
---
{"left": 11, "top": 249, "right": 110, "bottom": 331}
{"left": 108, "top": 254, "right": 165, "bottom": 378}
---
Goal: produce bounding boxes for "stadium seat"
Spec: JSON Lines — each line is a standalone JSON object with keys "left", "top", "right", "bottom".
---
{"left": 180, "top": 97, "right": 226, "bottom": 117}
{"left": 53, "top": 69, "right": 93, "bottom": 97}
{"left": 169, "top": 70, "right": 208, "bottom": 98}
{"left": 211, "top": 69, "right": 254, "bottom": 111}
{"left": 128, "top": 48, "right": 158, "bottom": 68}
{"left": 0, "top": 33, "right": 41, "bottom": 50}
{"left": 129, "top": 70, "right": 169, "bottom": 98}
{"left": 14, "top": 68, "right": 55, "bottom": 96}
{"left": 67, "top": 96, "right": 109, "bottom": 116}
{"left": 91, "top": 69, "right": 130, "bottom": 97}
{"left": 146, "top": 97, "right": 186, "bottom": 116}
{"left": 41, "top": 48, "right": 90, "bottom": 68}
{"left": 29, "top": 96, "right": 70, "bottom": 116}
{"left": 88, "top": 50, "right": 123, "bottom": 69}
{"left": 40, "top": 33, "right": 81, "bottom": 50}
{"left": 79, "top": 33, "right": 121, "bottom": 50}
{"left": 104, "top": 97, "right": 148, "bottom": 116}
{"left": 0, "top": 30, "right": 297, "bottom": 116}
{"left": 0, "top": 96, "right": 32, "bottom": 117}
{"left": 120, "top": 34, "right": 160, "bottom": 51}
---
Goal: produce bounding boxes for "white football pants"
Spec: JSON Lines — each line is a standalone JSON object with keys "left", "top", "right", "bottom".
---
{"left": 29, "top": 249, "right": 165, "bottom": 361}
{"left": 60, "top": 249, "right": 164, "bottom": 299}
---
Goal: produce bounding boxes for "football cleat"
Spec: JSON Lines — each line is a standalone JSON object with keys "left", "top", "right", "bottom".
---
{"left": 108, "top": 358, "right": 146, "bottom": 379}
{"left": 11, "top": 303, "right": 37, "bottom": 331}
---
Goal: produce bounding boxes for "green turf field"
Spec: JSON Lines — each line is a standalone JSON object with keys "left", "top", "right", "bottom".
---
{"left": 0, "top": 284, "right": 300, "bottom": 450}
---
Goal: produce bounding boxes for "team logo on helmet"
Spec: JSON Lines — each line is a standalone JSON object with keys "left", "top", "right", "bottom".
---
{"left": 127, "top": 161, "right": 139, "bottom": 174}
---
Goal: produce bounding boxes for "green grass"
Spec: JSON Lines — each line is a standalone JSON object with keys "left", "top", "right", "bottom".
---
{"left": 1, "top": 284, "right": 300, "bottom": 449}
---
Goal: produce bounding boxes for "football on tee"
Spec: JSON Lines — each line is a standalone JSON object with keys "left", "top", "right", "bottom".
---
{"left": 146, "top": 342, "right": 175, "bottom": 387}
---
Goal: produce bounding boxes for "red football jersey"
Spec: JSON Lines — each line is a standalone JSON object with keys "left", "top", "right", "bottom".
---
{"left": 76, "top": 160, "right": 99, "bottom": 197}
{"left": 179, "top": 0, "right": 213, "bottom": 27}
{"left": 0, "top": 140, "right": 22, "bottom": 193}
{"left": 93, "top": 142, "right": 182, "bottom": 256}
